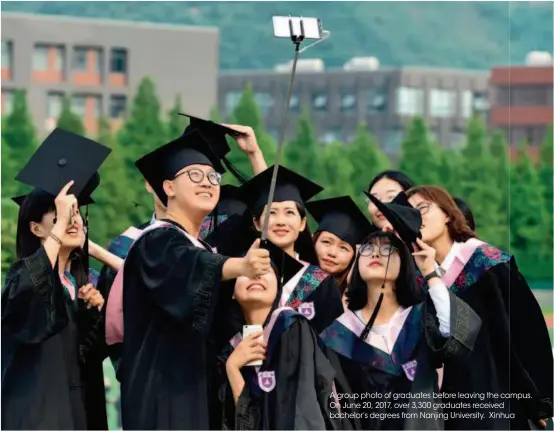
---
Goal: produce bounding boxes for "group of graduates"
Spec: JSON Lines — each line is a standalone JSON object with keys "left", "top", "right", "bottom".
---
{"left": 1, "top": 113, "right": 553, "bottom": 431}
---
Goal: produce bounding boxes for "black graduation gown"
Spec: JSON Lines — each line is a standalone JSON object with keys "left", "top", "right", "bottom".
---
{"left": 119, "top": 219, "right": 229, "bottom": 430}
{"left": 418, "top": 245, "right": 554, "bottom": 429}
{"left": 320, "top": 290, "right": 481, "bottom": 430}
{"left": 1, "top": 247, "right": 102, "bottom": 430}
{"left": 283, "top": 264, "right": 344, "bottom": 334}
{"left": 219, "top": 309, "right": 346, "bottom": 430}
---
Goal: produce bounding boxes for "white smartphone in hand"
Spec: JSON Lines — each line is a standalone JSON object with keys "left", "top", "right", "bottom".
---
{"left": 243, "top": 324, "right": 264, "bottom": 366}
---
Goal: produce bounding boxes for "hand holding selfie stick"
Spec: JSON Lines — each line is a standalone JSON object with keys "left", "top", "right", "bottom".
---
{"left": 261, "top": 17, "right": 330, "bottom": 241}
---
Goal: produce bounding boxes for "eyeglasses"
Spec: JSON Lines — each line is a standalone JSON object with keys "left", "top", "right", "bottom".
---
{"left": 175, "top": 169, "right": 222, "bottom": 186}
{"left": 359, "top": 243, "right": 396, "bottom": 257}
{"left": 416, "top": 202, "right": 432, "bottom": 215}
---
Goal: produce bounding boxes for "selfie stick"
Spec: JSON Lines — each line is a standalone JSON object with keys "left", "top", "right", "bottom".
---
{"left": 261, "top": 19, "right": 329, "bottom": 241}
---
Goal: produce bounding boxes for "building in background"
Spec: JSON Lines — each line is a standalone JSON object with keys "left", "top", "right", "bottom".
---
{"left": 489, "top": 51, "right": 553, "bottom": 158}
{"left": 1, "top": 12, "right": 219, "bottom": 136}
{"left": 218, "top": 57, "right": 489, "bottom": 154}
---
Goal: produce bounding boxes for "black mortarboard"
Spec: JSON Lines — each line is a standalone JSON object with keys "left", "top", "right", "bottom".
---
{"left": 12, "top": 191, "right": 95, "bottom": 207}
{"left": 364, "top": 191, "right": 422, "bottom": 245}
{"left": 217, "top": 184, "right": 248, "bottom": 218}
{"left": 15, "top": 128, "right": 111, "bottom": 198}
{"left": 306, "top": 196, "right": 375, "bottom": 248}
{"left": 240, "top": 165, "right": 323, "bottom": 214}
{"left": 135, "top": 129, "right": 224, "bottom": 206}
{"left": 260, "top": 239, "right": 304, "bottom": 286}
{"left": 179, "top": 113, "right": 241, "bottom": 158}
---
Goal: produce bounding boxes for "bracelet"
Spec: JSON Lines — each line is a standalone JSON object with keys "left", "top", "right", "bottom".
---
{"left": 49, "top": 233, "right": 62, "bottom": 245}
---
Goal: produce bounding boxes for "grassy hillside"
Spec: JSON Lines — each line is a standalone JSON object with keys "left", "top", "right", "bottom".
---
{"left": 3, "top": 1, "right": 552, "bottom": 70}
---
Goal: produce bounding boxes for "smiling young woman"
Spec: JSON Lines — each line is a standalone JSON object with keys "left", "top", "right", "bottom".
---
{"left": 406, "top": 185, "right": 553, "bottom": 429}
{"left": 239, "top": 165, "right": 345, "bottom": 334}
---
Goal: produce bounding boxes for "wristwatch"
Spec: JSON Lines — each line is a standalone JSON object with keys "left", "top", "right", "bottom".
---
{"left": 424, "top": 271, "right": 440, "bottom": 282}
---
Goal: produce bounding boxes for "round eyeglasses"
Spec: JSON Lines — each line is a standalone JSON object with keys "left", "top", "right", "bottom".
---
{"left": 416, "top": 202, "right": 432, "bottom": 215}
{"left": 176, "top": 169, "right": 222, "bottom": 186}
{"left": 359, "top": 243, "right": 396, "bottom": 257}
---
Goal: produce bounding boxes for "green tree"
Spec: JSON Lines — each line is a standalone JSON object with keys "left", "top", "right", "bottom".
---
{"left": 320, "top": 142, "right": 355, "bottom": 200}
{"left": 509, "top": 141, "right": 549, "bottom": 278}
{"left": 347, "top": 123, "right": 390, "bottom": 208}
{"left": 538, "top": 125, "right": 553, "bottom": 274}
{"left": 117, "top": 77, "right": 166, "bottom": 223}
{"left": 1, "top": 197, "right": 19, "bottom": 276}
{"left": 398, "top": 117, "right": 441, "bottom": 185}
{"left": 489, "top": 130, "right": 510, "bottom": 214}
{"left": 210, "top": 106, "right": 223, "bottom": 123}
{"left": 89, "top": 116, "right": 136, "bottom": 245}
{"left": 166, "top": 95, "right": 188, "bottom": 140}
{"left": 458, "top": 117, "right": 507, "bottom": 247}
{"left": 283, "top": 111, "right": 324, "bottom": 185}
{"left": 226, "top": 83, "right": 276, "bottom": 180}
{"left": 57, "top": 96, "right": 86, "bottom": 136}
{"left": 2, "top": 90, "right": 38, "bottom": 198}
{"left": 436, "top": 148, "right": 462, "bottom": 197}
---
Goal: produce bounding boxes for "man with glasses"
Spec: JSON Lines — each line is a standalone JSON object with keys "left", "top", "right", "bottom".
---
{"left": 112, "top": 129, "right": 271, "bottom": 430}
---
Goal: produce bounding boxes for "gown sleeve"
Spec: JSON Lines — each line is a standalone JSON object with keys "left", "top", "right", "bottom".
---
{"left": 273, "top": 319, "right": 335, "bottom": 430}
{"left": 489, "top": 258, "right": 553, "bottom": 421}
{"left": 129, "top": 227, "right": 229, "bottom": 333}
{"left": 1, "top": 247, "right": 70, "bottom": 344}
{"left": 424, "top": 288, "right": 482, "bottom": 364}
{"left": 318, "top": 276, "right": 345, "bottom": 331}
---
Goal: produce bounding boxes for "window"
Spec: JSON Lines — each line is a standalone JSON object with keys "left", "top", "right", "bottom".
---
{"left": 367, "top": 88, "right": 387, "bottom": 113}
{"left": 110, "top": 95, "right": 127, "bottom": 119}
{"left": 340, "top": 92, "right": 356, "bottom": 113}
{"left": 254, "top": 92, "right": 274, "bottom": 116}
{"left": 321, "top": 128, "right": 341, "bottom": 145}
{"left": 396, "top": 87, "right": 424, "bottom": 116}
{"left": 91, "top": 95, "right": 102, "bottom": 118}
{"left": 33, "top": 45, "right": 49, "bottom": 71}
{"left": 288, "top": 94, "right": 300, "bottom": 113}
{"left": 110, "top": 48, "right": 127, "bottom": 73}
{"left": 385, "top": 129, "right": 403, "bottom": 153}
{"left": 54, "top": 47, "right": 65, "bottom": 72}
{"left": 3, "top": 90, "right": 14, "bottom": 114}
{"left": 73, "top": 47, "right": 88, "bottom": 71}
{"left": 47, "top": 92, "right": 64, "bottom": 118}
{"left": 472, "top": 92, "right": 489, "bottom": 112}
{"left": 461, "top": 90, "right": 473, "bottom": 118}
{"left": 312, "top": 92, "right": 328, "bottom": 111}
{"left": 94, "top": 48, "right": 103, "bottom": 74}
{"left": 2, "top": 40, "right": 13, "bottom": 69}
{"left": 71, "top": 94, "right": 87, "bottom": 116}
{"left": 225, "top": 91, "right": 242, "bottom": 113}
{"left": 429, "top": 89, "right": 456, "bottom": 117}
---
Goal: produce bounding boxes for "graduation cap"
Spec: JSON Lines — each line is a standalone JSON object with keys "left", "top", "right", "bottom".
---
{"left": 135, "top": 129, "right": 225, "bottom": 206}
{"left": 260, "top": 239, "right": 304, "bottom": 286}
{"left": 179, "top": 113, "right": 242, "bottom": 155}
{"left": 240, "top": 165, "right": 323, "bottom": 214}
{"left": 363, "top": 191, "right": 422, "bottom": 246}
{"left": 15, "top": 128, "right": 111, "bottom": 198}
{"left": 12, "top": 191, "right": 95, "bottom": 207}
{"left": 180, "top": 113, "right": 249, "bottom": 184}
{"left": 306, "top": 196, "right": 375, "bottom": 248}
{"left": 217, "top": 184, "right": 248, "bottom": 218}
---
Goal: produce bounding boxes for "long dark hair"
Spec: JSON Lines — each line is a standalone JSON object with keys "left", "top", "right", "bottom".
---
{"left": 253, "top": 202, "right": 318, "bottom": 265}
{"left": 368, "top": 170, "right": 414, "bottom": 193}
{"left": 347, "top": 231, "right": 422, "bottom": 312}
{"left": 312, "top": 231, "right": 354, "bottom": 294}
{"left": 16, "top": 188, "right": 88, "bottom": 287}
